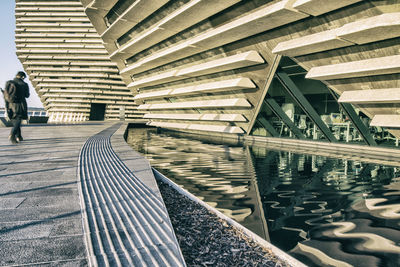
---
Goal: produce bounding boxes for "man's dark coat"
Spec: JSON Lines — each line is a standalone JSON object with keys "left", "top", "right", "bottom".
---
{"left": 4, "top": 78, "right": 30, "bottom": 120}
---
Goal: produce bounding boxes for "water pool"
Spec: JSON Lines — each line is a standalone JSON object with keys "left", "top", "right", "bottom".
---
{"left": 126, "top": 127, "right": 400, "bottom": 266}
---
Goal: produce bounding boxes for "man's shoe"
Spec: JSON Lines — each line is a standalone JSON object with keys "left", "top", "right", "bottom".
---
{"left": 10, "top": 135, "right": 18, "bottom": 144}
{"left": 16, "top": 136, "right": 23, "bottom": 142}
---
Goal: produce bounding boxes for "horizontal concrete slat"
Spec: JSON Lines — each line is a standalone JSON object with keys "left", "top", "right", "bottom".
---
{"left": 137, "top": 98, "right": 252, "bottom": 110}
{"left": 370, "top": 115, "right": 400, "bottom": 128}
{"left": 101, "top": 0, "right": 168, "bottom": 39}
{"left": 273, "top": 13, "right": 400, "bottom": 57}
{"left": 16, "top": 1, "right": 82, "bottom": 6}
{"left": 143, "top": 113, "right": 247, "bottom": 122}
{"left": 306, "top": 55, "right": 400, "bottom": 80}
{"left": 272, "top": 28, "right": 353, "bottom": 57}
{"left": 177, "top": 51, "right": 265, "bottom": 77}
{"left": 292, "top": 0, "right": 362, "bottom": 16}
{"left": 129, "top": 51, "right": 263, "bottom": 88}
{"left": 134, "top": 78, "right": 256, "bottom": 100}
{"left": 338, "top": 88, "right": 400, "bottom": 104}
{"left": 147, "top": 121, "right": 245, "bottom": 134}
{"left": 337, "top": 13, "right": 400, "bottom": 44}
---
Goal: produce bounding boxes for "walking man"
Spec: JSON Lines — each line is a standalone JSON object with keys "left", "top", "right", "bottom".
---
{"left": 3, "top": 71, "right": 30, "bottom": 144}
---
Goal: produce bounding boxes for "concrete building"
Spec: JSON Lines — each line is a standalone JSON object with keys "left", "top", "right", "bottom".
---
{"left": 78, "top": 0, "right": 400, "bottom": 147}
{"left": 18, "top": 0, "right": 400, "bottom": 147}
{"left": 15, "top": 0, "right": 143, "bottom": 122}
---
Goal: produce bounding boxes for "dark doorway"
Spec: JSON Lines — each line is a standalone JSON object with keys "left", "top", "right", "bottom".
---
{"left": 89, "top": 103, "right": 106, "bottom": 121}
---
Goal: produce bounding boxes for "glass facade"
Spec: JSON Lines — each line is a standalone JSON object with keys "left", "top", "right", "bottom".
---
{"left": 251, "top": 57, "right": 399, "bottom": 147}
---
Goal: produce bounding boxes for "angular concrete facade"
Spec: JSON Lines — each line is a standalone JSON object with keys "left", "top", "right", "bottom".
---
{"left": 15, "top": 0, "right": 143, "bottom": 122}
{"left": 16, "top": 0, "right": 400, "bottom": 145}
{"left": 78, "top": 0, "right": 400, "bottom": 145}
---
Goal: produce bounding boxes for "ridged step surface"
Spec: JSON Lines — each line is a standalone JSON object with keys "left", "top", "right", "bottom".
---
{"left": 78, "top": 124, "right": 185, "bottom": 266}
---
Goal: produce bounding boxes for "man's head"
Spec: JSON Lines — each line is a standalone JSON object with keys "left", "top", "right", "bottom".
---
{"left": 16, "top": 71, "right": 26, "bottom": 79}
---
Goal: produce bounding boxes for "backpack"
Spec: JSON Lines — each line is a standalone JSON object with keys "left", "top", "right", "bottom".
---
{"left": 4, "top": 81, "right": 18, "bottom": 103}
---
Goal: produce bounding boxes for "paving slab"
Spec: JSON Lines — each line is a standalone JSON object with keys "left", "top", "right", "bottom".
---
{"left": 0, "top": 122, "right": 111, "bottom": 266}
{"left": 0, "top": 217, "right": 82, "bottom": 241}
{"left": 0, "top": 236, "right": 86, "bottom": 266}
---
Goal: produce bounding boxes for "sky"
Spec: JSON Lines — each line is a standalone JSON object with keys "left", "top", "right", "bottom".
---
{"left": 0, "top": 0, "right": 43, "bottom": 108}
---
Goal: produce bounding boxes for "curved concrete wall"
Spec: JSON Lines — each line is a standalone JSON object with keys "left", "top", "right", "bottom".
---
{"left": 79, "top": 0, "right": 400, "bottom": 138}
{"left": 15, "top": 0, "right": 142, "bottom": 122}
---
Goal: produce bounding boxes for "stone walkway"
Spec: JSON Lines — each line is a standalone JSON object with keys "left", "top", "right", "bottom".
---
{"left": 0, "top": 122, "right": 184, "bottom": 266}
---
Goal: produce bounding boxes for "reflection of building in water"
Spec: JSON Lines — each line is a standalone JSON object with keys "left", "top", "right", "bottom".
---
{"left": 353, "top": 176, "right": 400, "bottom": 221}
{"left": 294, "top": 187, "right": 400, "bottom": 266}
{"left": 245, "top": 146, "right": 270, "bottom": 241}
{"left": 127, "top": 129, "right": 270, "bottom": 239}
{"left": 305, "top": 176, "right": 400, "bottom": 265}
{"left": 353, "top": 161, "right": 362, "bottom": 175}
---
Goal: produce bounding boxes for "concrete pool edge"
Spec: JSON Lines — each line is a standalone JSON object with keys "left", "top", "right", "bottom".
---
{"left": 135, "top": 125, "right": 400, "bottom": 167}
{"left": 247, "top": 135, "right": 400, "bottom": 167}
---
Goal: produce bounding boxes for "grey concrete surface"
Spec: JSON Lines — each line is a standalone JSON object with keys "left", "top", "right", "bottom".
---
{"left": 0, "top": 122, "right": 112, "bottom": 266}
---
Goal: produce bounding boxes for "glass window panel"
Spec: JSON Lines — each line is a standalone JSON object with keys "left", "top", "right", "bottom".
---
{"left": 251, "top": 56, "right": 400, "bottom": 148}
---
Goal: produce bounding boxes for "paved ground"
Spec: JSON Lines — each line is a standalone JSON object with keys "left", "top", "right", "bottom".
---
{"left": 0, "top": 122, "right": 184, "bottom": 266}
{"left": 0, "top": 122, "right": 109, "bottom": 266}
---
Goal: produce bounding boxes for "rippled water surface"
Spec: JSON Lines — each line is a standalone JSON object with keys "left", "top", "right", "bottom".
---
{"left": 126, "top": 128, "right": 400, "bottom": 266}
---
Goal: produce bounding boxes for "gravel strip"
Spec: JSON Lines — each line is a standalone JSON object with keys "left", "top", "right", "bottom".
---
{"left": 157, "top": 180, "right": 290, "bottom": 267}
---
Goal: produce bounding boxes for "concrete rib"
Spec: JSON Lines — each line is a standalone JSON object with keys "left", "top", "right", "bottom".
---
{"left": 78, "top": 124, "right": 185, "bottom": 266}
